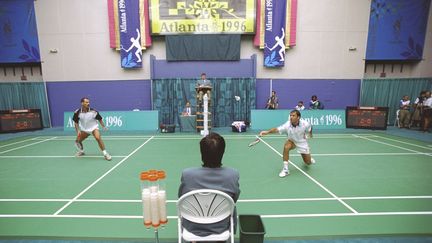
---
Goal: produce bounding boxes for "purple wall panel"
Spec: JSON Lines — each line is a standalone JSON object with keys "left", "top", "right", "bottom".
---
{"left": 47, "top": 78, "right": 360, "bottom": 127}
{"left": 151, "top": 55, "right": 256, "bottom": 78}
{"left": 47, "top": 80, "right": 151, "bottom": 127}
{"left": 256, "top": 79, "right": 271, "bottom": 108}
{"left": 256, "top": 79, "right": 360, "bottom": 110}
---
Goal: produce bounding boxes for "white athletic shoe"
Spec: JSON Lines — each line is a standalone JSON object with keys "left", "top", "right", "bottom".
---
{"left": 279, "top": 168, "right": 290, "bottom": 177}
{"left": 75, "top": 151, "right": 85, "bottom": 157}
{"left": 104, "top": 153, "right": 112, "bottom": 161}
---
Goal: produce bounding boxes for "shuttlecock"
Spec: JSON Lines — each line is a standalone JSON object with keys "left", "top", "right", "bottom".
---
{"left": 235, "top": 96, "right": 240, "bottom": 101}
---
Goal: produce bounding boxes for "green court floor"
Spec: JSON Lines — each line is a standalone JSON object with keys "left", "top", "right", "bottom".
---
{"left": 0, "top": 131, "right": 431, "bottom": 241}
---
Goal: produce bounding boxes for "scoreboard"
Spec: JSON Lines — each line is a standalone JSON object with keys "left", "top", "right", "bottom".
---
{"left": 0, "top": 109, "right": 43, "bottom": 133}
{"left": 346, "top": 106, "right": 389, "bottom": 130}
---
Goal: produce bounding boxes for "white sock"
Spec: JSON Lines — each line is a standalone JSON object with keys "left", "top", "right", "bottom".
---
{"left": 102, "top": 150, "right": 107, "bottom": 155}
{"left": 283, "top": 161, "right": 289, "bottom": 170}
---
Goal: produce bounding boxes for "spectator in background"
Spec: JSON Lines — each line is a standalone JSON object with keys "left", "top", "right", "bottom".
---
{"left": 178, "top": 133, "right": 240, "bottom": 238}
{"left": 265, "top": 91, "right": 279, "bottom": 109}
{"left": 295, "top": 101, "right": 305, "bottom": 111}
{"left": 422, "top": 91, "right": 432, "bottom": 133}
{"left": 398, "top": 95, "right": 411, "bottom": 128}
{"left": 309, "top": 95, "right": 324, "bottom": 110}
{"left": 411, "top": 91, "right": 426, "bottom": 128}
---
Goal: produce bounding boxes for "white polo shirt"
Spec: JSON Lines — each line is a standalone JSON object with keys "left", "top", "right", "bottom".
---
{"left": 277, "top": 119, "right": 312, "bottom": 144}
{"left": 72, "top": 108, "right": 102, "bottom": 133}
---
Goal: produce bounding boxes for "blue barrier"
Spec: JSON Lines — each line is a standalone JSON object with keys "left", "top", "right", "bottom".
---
{"left": 251, "top": 109, "right": 345, "bottom": 130}
{"left": 64, "top": 111, "right": 158, "bottom": 131}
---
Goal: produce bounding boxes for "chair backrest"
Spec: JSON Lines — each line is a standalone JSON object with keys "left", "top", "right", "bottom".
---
{"left": 177, "top": 189, "right": 235, "bottom": 224}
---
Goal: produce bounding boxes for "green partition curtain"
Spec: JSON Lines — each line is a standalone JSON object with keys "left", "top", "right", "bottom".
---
{"left": 360, "top": 78, "right": 432, "bottom": 125}
{"left": 152, "top": 78, "right": 256, "bottom": 127}
{"left": 0, "top": 82, "right": 51, "bottom": 127}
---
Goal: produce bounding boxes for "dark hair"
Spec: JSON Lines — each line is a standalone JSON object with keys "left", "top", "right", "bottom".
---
{"left": 200, "top": 132, "right": 225, "bottom": 168}
{"left": 201, "top": 73, "right": 206, "bottom": 76}
{"left": 80, "top": 97, "right": 89, "bottom": 102}
{"left": 290, "top": 109, "right": 301, "bottom": 118}
{"left": 311, "top": 95, "right": 317, "bottom": 99}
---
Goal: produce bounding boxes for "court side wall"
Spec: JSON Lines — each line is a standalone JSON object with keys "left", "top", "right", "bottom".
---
{"left": 46, "top": 80, "right": 151, "bottom": 127}
{"left": 34, "top": 0, "right": 375, "bottom": 81}
{"left": 33, "top": 0, "right": 430, "bottom": 126}
{"left": 46, "top": 78, "right": 359, "bottom": 127}
{"left": 256, "top": 79, "right": 360, "bottom": 110}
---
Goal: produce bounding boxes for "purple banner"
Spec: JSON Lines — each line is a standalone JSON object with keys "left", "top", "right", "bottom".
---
{"left": 118, "top": 0, "right": 142, "bottom": 68}
{"left": 264, "top": 0, "right": 287, "bottom": 68}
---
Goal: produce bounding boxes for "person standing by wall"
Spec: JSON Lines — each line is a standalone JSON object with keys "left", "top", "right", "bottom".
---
{"left": 265, "top": 91, "right": 279, "bottom": 109}
{"left": 421, "top": 91, "right": 432, "bottom": 133}
{"left": 309, "top": 95, "right": 324, "bottom": 110}
{"left": 411, "top": 91, "right": 426, "bottom": 129}
{"left": 398, "top": 95, "right": 411, "bottom": 128}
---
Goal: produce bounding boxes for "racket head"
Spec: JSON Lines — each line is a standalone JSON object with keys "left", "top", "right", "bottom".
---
{"left": 248, "top": 139, "right": 260, "bottom": 147}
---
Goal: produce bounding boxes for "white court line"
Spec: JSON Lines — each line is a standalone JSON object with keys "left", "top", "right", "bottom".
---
{"left": 0, "top": 155, "right": 127, "bottom": 158}
{"left": 373, "top": 134, "right": 432, "bottom": 150}
{"left": 0, "top": 137, "right": 40, "bottom": 149}
{"left": 53, "top": 136, "right": 154, "bottom": 215}
{"left": 285, "top": 152, "right": 423, "bottom": 157}
{"left": 2, "top": 195, "right": 432, "bottom": 203}
{"left": 353, "top": 135, "right": 432, "bottom": 157}
{"left": 258, "top": 136, "right": 359, "bottom": 214}
{"left": 41, "top": 137, "right": 153, "bottom": 141}
{"left": 0, "top": 152, "right": 421, "bottom": 159}
{"left": 1, "top": 211, "right": 432, "bottom": 219}
{"left": 259, "top": 211, "right": 432, "bottom": 218}
{"left": 0, "top": 137, "right": 57, "bottom": 154}
{"left": 32, "top": 134, "right": 379, "bottom": 141}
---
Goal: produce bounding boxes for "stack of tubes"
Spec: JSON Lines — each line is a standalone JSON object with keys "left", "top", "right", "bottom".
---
{"left": 140, "top": 170, "right": 167, "bottom": 228}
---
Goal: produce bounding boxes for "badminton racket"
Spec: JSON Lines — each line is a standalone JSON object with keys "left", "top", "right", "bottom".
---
{"left": 248, "top": 138, "right": 261, "bottom": 147}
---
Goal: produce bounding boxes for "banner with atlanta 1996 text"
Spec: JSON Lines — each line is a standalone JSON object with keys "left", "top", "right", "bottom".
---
{"left": 118, "top": 0, "right": 142, "bottom": 68}
{"left": 263, "top": 0, "right": 287, "bottom": 68}
{"left": 149, "top": 0, "right": 255, "bottom": 35}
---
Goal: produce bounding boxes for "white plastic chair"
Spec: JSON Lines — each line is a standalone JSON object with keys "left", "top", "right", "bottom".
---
{"left": 177, "top": 189, "right": 235, "bottom": 243}
{"left": 394, "top": 109, "right": 400, "bottom": 127}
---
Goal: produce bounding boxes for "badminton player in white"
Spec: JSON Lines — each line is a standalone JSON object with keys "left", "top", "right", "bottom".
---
{"left": 73, "top": 97, "right": 112, "bottom": 161}
{"left": 259, "top": 110, "right": 315, "bottom": 177}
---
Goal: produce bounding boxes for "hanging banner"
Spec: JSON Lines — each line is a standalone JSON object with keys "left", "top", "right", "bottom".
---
{"left": 254, "top": 0, "right": 296, "bottom": 49}
{"left": 0, "top": 0, "right": 40, "bottom": 63}
{"left": 108, "top": 0, "right": 152, "bottom": 49}
{"left": 263, "top": 0, "right": 287, "bottom": 68}
{"left": 366, "top": 0, "right": 430, "bottom": 60}
{"left": 118, "top": 0, "right": 143, "bottom": 68}
{"left": 149, "top": 0, "right": 255, "bottom": 35}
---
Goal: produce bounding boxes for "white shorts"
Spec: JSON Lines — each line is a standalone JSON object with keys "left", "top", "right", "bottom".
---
{"left": 288, "top": 140, "right": 310, "bottom": 154}
{"left": 81, "top": 127, "right": 99, "bottom": 134}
